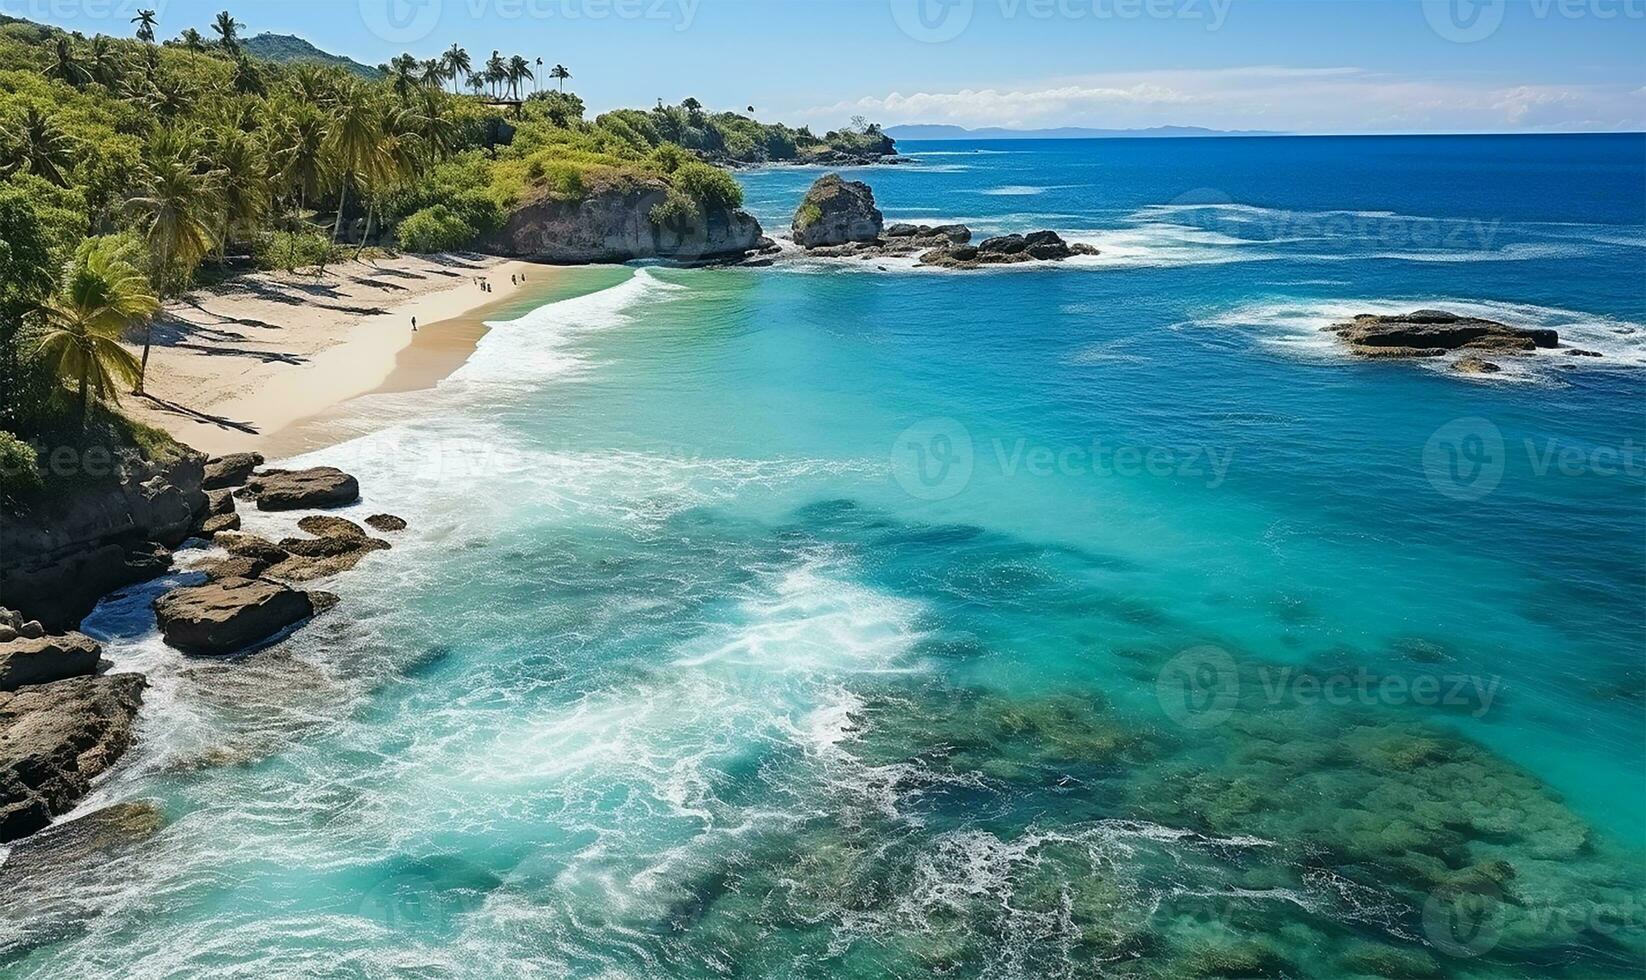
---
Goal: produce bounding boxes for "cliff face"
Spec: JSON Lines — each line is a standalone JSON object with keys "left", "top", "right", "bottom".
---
{"left": 481, "top": 179, "right": 764, "bottom": 264}
{"left": 0, "top": 451, "right": 208, "bottom": 630}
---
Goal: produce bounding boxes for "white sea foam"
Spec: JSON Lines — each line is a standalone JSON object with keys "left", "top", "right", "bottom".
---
{"left": 980, "top": 185, "right": 1049, "bottom": 196}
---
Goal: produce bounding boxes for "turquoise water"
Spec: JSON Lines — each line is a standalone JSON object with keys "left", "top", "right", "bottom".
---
{"left": 5, "top": 135, "right": 1645, "bottom": 977}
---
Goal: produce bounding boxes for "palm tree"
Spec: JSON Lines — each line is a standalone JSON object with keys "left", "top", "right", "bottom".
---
{"left": 178, "top": 28, "right": 208, "bottom": 53}
{"left": 387, "top": 53, "right": 418, "bottom": 100}
{"left": 127, "top": 139, "right": 220, "bottom": 391}
{"left": 272, "top": 104, "right": 328, "bottom": 214}
{"left": 289, "top": 64, "right": 334, "bottom": 104}
{"left": 550, "top": 64, "right": 570, "bottom": 92}
{"left": 356, "top": 116, "right": 422, "bottom": 256}
{"left": 0, "top": 107, "right": 75, "bottom": 186}
{"left": 209, "top": 127, "right": 268, "bottom": 261}
{"left": 507, "top": 55, "right": 532, "bottom": 100}
{"left": 132, "top": 9, "right": 157, "bottom": 44}
{"left": 485, "top": 50, "right": 505, "bottom": 98}
{"left": 231, "top": 55, "right": 265, "bottom": 96}
{"left": 418, "top": 59, "right": 443, "bottom": 88}
{"left": 442, "top": 44, "right": 471, "bottom": 95}
{"left": 211, "top": 10, "right": 242, "bottom": 53}
{"left": 404, "top": 91, "right": 456, "bottom": 162}
{"left": 88, "top": 36, "right": 123, "bottom": 89}
{"left": 534, "top": 57, "right": 543, "bottom": 94}
{"left": 36, "top": 241, "right": 155, "bottom": 430}
{"left": 43, "top": 37, "right": 93, "bottom": 88}
{"left": 145, "top": 75, "right": 192, "bottom": 120}
{"left": 323, "top": 81, "right": 383, "bottom": 244}
{"left": 466, "top": 74, "right": 485, "bottom": 97}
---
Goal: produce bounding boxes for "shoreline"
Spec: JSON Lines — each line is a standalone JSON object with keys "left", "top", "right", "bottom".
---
{"left": 126, "top": 253, "right": 543, "bottom": 458}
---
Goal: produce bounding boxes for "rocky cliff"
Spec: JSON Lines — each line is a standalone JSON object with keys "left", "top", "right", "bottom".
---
{"left": 0, "top": 451, "right": 208, "bottom": 630}
{"left": 481, "top": 179, "right": 764, "bottom": 264}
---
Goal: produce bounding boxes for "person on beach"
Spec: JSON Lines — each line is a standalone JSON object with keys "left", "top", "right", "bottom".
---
{"left": 412, "top": 316, "right": 417, "bottom": 332}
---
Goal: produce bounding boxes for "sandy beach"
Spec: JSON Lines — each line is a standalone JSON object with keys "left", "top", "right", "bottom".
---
{"left": 125, "top": 253, "right": 543, "bottom": 456}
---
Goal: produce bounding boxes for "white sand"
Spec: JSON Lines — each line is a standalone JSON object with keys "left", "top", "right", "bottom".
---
{"left": 125, "top": 253, "right": 539, "bottom": 456}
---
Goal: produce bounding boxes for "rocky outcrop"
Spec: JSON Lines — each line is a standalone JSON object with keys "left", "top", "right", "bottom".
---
{"left": 202, "top": 452, "right": 263, "bottom": 490}
{"left": 481, "top": 178, "right": 764, "bottom": 264}
{"left": 920, "top": 231, "right": 1099, "bottom": 269}
{"left": 792, "top": 174, "right": 884, "bottom": 248}
{"left": 1325, "top": 310, "right": 1560, "bottom": 359}
{"left": 0, "top": 672, "right": 145, "bottom": 843}
{"left": 212, "top": 520, "right": 389, "bottom": 584}
{"left": 0, "top": 632, "right": 102, "bottom": 691}
{"left": 0, "top": 451, "right": 207, "bottom": 631}
{"left": 152, "top": 577, "right": 317, "bottom": 656}
{"left": 236, "top": 466, "right": 359, "bottom": 511}
{"left": 1453, "top": 355, "right": 1503, "bottom": 375}
{"left": 790, "top": 221, "right": 1099, "bottom": 270}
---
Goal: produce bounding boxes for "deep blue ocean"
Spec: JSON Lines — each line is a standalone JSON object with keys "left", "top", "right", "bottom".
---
{"left": 6, "top": 134, "right": 1645, "bottom": 977}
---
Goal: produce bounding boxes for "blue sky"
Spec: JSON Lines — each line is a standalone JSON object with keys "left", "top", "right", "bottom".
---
{"left": 22, "top": 0, "right": 1646, "bottom": 132}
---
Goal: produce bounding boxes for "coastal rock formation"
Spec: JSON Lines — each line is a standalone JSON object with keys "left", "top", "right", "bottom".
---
{"left": 199, "top": 513, "right": 242, "bottom": 535}
{"left": 481, "top": 179, "right": 764, "bottom": 263}
{"left": 793, "top": 222, "right": 1099, "bottom": 270}
{"left": 365, "top": 513, "right": 408, "bottom": 532}
{"left": 0, "top": 632, "right": 102, "bottom": 691}
{"left": 152, "top": 577, "right": 317, "bottom": 656}
{"left": 202, "top": 452, "right": 264, "bottom": 490}
{"left": 0, "top": 672, "right": 146, "bottom": 843}
{"left": 0, "top": 451, "right": 207, "bottom": 631}
{"left": 0, "top": 800, "right": 164, "bottom": 876}
{"left": 1326, "top": 310, "right": 1560, "bottom": 359}
{"left": 792, "top": 174, "right": 884, "bottom": 248}
{"left": 213, "top": 523, "right": 388, "bottom": 583}
{"left": 920, "top": 230, "right": 1099, "bottom": 269}
{"left": 237, "top": 466, "right": 360, "bottom": 511}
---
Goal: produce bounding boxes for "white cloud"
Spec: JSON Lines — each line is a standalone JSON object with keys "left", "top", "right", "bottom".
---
{"left": 792, "top": 67, "right": 1646, "bottom": 133}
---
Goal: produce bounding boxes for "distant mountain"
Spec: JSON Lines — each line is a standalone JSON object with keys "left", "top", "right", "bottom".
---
{"left": 885, "top": 124, "right": 1286, "bottom": 140}
{"left": 241, "top": 33, "right": 383, "bottom": 79}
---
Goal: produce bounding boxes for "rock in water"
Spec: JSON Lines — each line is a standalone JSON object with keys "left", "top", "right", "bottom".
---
{"left": 0, "top": 673, "right": 146, "bottom": 843}
{"left": 202, "top": 452, "right": 264, "bottom": 490}
{"left": 0, "top": 632, "right": 102, "bottom": 691}
{"left": 365, "top": 513, "right": 408, "bottom": 532}
{"left": 0, "top": 800, "right": 164, "bottom": 876}
{"left": 792, "top": 174, "right": 884, "bottom": 248}
{"left": 1326, "top": 310, "right": 1558, "bottom": 359}
{"left": 239, "top": 466, "right": 360, "bottom": 511}
{"left": 1453, "top": 355, "right": 1502, "bottom": 375}
{"left": 919, "top": 230, "right": 1098, "bottom": 269}
{"left": 152, "top": 577, "right": 316, "bottom": 655}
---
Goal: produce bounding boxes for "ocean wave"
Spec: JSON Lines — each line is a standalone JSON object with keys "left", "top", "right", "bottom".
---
{"left": 979, "top": 185, "right": 1049, "bottom": 196}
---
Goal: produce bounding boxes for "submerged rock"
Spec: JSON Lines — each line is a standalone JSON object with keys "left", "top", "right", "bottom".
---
{"left": 365, "top": 513, "right": 408, "bottom": 532}
{"left": 1326, "top": 310, "right": 1558, "bottom": 359}
{"left": 152, "top": 577, "right": 317, "bottom": 655}
{"left": 0, "top": 799, "right": 164, "bottom": 876}
{"left": 792, "top": 174, "right": 883, "bottom": 248}
{"left": 1453, "top": 354, "right": 1502, "bottom": 375}
{"left": 0, "top": 673, "right": 145, "bottom": 842}
{"left": 238, "top": 466, "right": 360, "bottom": 511}
{"left": 0, "top": 632, "right": 102, "bottom": 691}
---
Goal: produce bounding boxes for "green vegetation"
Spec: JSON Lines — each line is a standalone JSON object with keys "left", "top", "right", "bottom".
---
{"left": 0, "top": 9, "right": 888, "bottom": 499}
